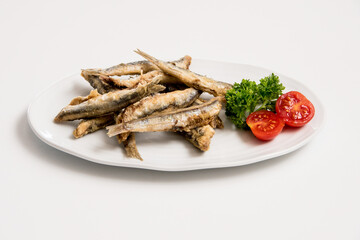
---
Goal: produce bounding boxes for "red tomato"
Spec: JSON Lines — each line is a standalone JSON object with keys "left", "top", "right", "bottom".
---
{"left": 276, "top": 91, "right": 315, "bottom": 127}
{"left": 246, "top": 110, "right": 285, "bottom": 141}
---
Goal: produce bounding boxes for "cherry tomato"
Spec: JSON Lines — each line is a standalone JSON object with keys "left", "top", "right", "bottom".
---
{"left": 276, "top": 91, "right": 315, "bottom": 127}
{"left": 246, "top": 110, "right": 285, "bottom": 141}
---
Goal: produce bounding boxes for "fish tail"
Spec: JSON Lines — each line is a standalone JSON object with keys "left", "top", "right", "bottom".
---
{"left": 123, "top": 133, "right": 143, "bottom": 161}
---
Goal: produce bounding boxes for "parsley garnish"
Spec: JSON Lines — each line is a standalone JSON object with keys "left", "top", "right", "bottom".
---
{"left": 225, "top": 73, "right": 285, "bottom": 129}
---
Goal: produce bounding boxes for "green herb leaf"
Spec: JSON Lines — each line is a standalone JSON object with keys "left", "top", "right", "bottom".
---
{"left": 225, "top": 73, "right": 285, "bottom": 129}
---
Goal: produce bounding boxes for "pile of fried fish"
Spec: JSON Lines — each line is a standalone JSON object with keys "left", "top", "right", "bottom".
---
{"left": 54, "top": 50, "right": 233, "bottom": 160}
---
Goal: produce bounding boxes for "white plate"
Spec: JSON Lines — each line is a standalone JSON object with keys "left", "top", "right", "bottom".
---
{"left": 28, "top": 59, "right": 324, "bottom": 171}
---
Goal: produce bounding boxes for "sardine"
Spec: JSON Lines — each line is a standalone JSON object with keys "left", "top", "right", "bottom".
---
{"left": 102, "top": 70, "right": 181, "bottom": 89}
{"left": 117, "top": 88, "right": 201, "bottom": 142}
{"left": 81, "top": 56, "right": 191, "bottom": 93}
{"left": 73, "top": 115, "right": 115, "bottom": 139}
{"left": 99, "top": 59, "right": 190, "bottom": 160}
{"left": 134, "top": 49, "right": 233, "bottom": 97}
{"left": 118, "top": 88, "right": 200, "bottom": 160}
{"left": 54, "top": 77, "right": 165, "bottom": 122}
{"left": 107, "top": 97, "right": 222, "bottom": 137}
{"left": 83, "top": 55, "right": 192, "bottom": 76}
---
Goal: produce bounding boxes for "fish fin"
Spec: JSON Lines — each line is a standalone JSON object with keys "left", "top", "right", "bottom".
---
{"left": 69, "top": 96, "right": 87, "bottom": 105}
{"left": 69, "top": 89, "right": 101, "bottom": 105}
{"left": 123, "top": 133, "right": 143, "bottom": 161}
{"left": 148, "top": 84, "right": 166, "bottom": 94}
{"left": 183, "top": 55, "right": 192, "bottom": 69}
{"left": 81, "top": 69, "right": 101, "bottom": 77}
{"left": 88, "top": 89, "right": 101, "bottom": 98}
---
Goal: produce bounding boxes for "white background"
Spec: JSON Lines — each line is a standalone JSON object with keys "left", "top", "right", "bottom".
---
{"left": 1, "top": 0, "right": 360, "bottom": 239}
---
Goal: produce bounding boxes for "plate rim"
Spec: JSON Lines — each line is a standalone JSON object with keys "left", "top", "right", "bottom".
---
{"left": 27, "top": 59, "right": 325, "bottom": 171}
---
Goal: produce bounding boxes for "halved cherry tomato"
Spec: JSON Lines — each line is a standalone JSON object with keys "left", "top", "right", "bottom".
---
{"left": 276, "top": 91, "right": 315, "bottom": 127}
{"left": 246, "top": 110, "right": 285, "bottom": 141}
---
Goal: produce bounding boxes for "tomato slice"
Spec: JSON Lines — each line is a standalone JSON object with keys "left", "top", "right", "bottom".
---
{"left": 276, "top": 91, "right": 315, "bottom": 127}
{"left": 246, "top": 110, "right": 285, "bottom": 141}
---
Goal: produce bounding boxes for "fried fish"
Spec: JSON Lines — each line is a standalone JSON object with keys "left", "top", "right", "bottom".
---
{"left": 102, "top": 70, "right": 181, "bottom": 89}
{"left": 116, "top": 87, "right": 201, "bottom": 141}
{"left": 107, "top": 97, "right": 222, "bottom": 137}
{"left": 54, "top": 77, "right": 165, "bottom": 122}
{"left": 83, "top": 55, "right": 191, "bottom": 76}
{"left": 81, "top": 56, "right": 191, "bottom": 93}
{"left": 117, "top": 88, "right": 200, "bottom": 160}
{"left": 134, "top": 49, "right": 233, "bottom": 97}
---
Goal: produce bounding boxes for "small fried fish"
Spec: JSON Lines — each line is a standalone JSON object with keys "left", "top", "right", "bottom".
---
{"left": 107, "top": 97, "right": 222, "bottom": 137}
{"left": 134, "top": 49, "right": 233, "bottom": 97}
{"left": 117, "top": 88, "right": 200, "bottom": 160}
{"left": 102, "top": 70, "right": 181, "bottom": 89}
{"left": 54, "top": 77, "right": 165, "bottom": 122}
{"left": 81, "top": 56, "right": 191, "bottom": 93}
{"left": 117, "top": 87, "right": 201, "bottom": 142}
{"left": 84, "top": 55, "right": 191, "bottom": 76}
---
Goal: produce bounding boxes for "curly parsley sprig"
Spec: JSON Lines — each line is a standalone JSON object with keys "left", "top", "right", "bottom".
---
{"left": 225, "top": 73, "right": 285, "bottom": 129}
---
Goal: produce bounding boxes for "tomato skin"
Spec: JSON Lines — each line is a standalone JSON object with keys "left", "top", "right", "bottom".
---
{"left": 246, "top": 110, "right": 285, "bottom": 141}
{"left": 276, "top": 91, "right": 315, "bottom": 127}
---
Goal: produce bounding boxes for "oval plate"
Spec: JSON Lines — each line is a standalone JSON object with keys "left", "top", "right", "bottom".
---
{"left": 28, "top": 59, "right": 324, "bottom": 171}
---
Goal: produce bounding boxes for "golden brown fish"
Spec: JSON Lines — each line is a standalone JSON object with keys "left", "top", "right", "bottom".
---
{"left": 81, "top": 56, "right": 191, "bottom": 93}
{"left": 83, "top": 55, "right": 191, "bottom": 76}
{"left": 116, "top": 88, "right": 201, "bottom": 142}
{"left": 102, "top": 70, "right": 181, "bottom": 89}
{"left": 54, "top": 77, "right": 165, "bottom": 122}
{"left": 117, "top": 88, "right": 200, "bottom": 160}
{"left": 107, "top": 97, "right": 222, "bottom": 137}
{"left": 100, "top": 55, "right": 191, "bottom": 160}
{"left": 134, "top": 49, "right": 233, "bottom": 97}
